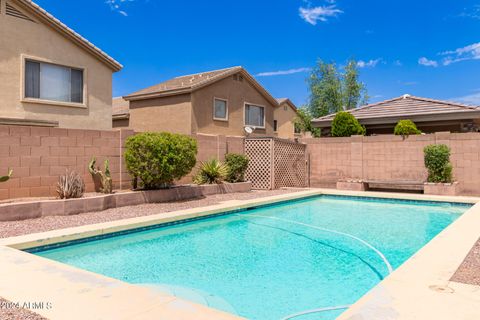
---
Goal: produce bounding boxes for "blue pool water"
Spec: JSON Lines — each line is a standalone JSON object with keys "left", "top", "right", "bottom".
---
{"left": 32, "top": 196, "right": 469, "bottom": 319}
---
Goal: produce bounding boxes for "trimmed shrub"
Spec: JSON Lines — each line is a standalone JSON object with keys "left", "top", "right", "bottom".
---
{"left": 331, "top": 111, "right": 366, "bottom": 137}
{"left": 125, "top": 132, "right": 197, "bottom": 189}
{"left": 193, "top": 159, "right": 228, "bottom": 184}
{"left": 424, "top": 144, "right": 453, "bottom": 183}
{"left": 225, "top": 153, "right": 249, "bottom": 183}
{"left": 394, "top": 120, "right": 421, "bottom": 138}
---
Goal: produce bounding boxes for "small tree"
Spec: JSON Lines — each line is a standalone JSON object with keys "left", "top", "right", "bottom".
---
{"left": 125, "top": 132, "right": 197, "bottom": 189}
{"left": 424, "top": 144, "right": 453, "bottom": 183}
{"left": 394, "top": 120, "right": 421, "bottom": 139}
{"left": 293, "top": 108, "right": 321, "bottom": 137}
{"left": 331, "top": 112, "right": 366, "bottom": 137}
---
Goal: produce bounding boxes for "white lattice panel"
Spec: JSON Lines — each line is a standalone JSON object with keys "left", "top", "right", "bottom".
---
{"left": 245, "top": 139, "right": 273, "bottom": 189}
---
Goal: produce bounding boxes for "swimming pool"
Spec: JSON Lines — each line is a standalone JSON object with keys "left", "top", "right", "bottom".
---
{"left": 31, "top": 195, "right": 469, "bottom": 320}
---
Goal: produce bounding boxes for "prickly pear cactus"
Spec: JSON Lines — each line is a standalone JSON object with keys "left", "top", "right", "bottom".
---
{"left": 88, "top": 158, "right": 113, "bottom": 194}
{"left": 0, "top": 168, "right": 13, "bottom": 182}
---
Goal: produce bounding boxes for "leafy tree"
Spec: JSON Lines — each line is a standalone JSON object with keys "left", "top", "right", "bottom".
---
{"left": 308, "top": 59, "right": 369, "bottom": 118}
{"left": 293, "top": 108, "right": 321, "bottom": 137}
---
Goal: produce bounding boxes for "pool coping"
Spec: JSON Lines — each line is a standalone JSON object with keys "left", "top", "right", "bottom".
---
{"left": 0, "top": 189, "right": 479, "bottom": 319}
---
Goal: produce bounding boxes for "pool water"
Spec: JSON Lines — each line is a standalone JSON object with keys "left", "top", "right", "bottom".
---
{"left": 33, "top": 196, "right": 469, "bottom": 320}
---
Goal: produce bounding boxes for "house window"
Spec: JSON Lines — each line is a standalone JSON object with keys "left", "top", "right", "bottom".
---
{"left": 273, "top": 120, "right": 278, "bottom": 132}
{"left": 245, "top": 104, "right": 265, "bottom": 128}
{"left": 213, "top": 98, "right": 228, "bottom": 120}
{"left": 25, "top": 60, "right": 84, "bottom": 104}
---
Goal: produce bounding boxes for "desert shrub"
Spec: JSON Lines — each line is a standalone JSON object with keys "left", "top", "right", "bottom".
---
{"left": 125, "top": 132, "right": 197, "bottom": 189}
{"left": 225, "top": 153, "right": 249, "bottom": 183}
{"left": 193, "top": 159, "right": 228, "bottom": 184}
{"left": 331, "top": 111, "right": 366, "bottom": 137}
{"left": 424, "top": 144, "right": 453, "bottom": 183}
{"left": 57, "top": 170, "right": 85, "bottom": 199}
{"left": 394, "top": 120, "right": 421, "bottom": 138}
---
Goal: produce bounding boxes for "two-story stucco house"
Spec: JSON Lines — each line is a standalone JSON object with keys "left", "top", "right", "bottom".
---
{"left": 0, "top": 0, "right": 122, "bottom": 129}
{"left": 114, "top": 66, "right": 298, "bottom": 138}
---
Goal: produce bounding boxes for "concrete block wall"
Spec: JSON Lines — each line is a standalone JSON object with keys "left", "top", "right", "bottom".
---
{"left": 304, "top": 132, "right": 480, "bottom": 196}
{"left": 0, "top": 125, "right": 135, "bottom": 200}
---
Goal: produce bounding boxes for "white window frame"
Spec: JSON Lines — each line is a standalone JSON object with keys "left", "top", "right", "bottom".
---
{"left": 213, "top": 97, "right": 228, "bottom": 121}
{"left": 20, "top": 54, "right": 87, "bottom": 108}
{"left": 243, "top": 102, "right": 266, "bottom": 129}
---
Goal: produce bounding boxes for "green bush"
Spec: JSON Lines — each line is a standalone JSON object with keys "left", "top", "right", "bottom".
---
{"left": 424, "top": 144, "right": 453, "bottom": 183}
{"left": 193, "top": 159, "right": 228, "bottom": 184}
{"left": 394, "top": 120, "right": 421, "bottom": 138}
{"left": 225, "top": 153, "right": 249, "bottom": 183}
{"left": 331, "top": 111, "right": 366, "bottom": 137}
{"left": 125, "top": 132, "right": 197, "bottom": 189}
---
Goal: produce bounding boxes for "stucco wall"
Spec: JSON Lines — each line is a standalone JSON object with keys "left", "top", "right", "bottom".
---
{"left": 304, "top": 132, "right": 480, "bottom": 196}
{"left": 128, "top": 94, "right": 192, "bottom": 134}
{"left": 274, "top": 104, "right": 298, "bottom": 139}
{"left": 191, "top": 74, "right": 276, "bottom": 136}
{"left": 0, "top": 0, "right": 114, "bottom": 130}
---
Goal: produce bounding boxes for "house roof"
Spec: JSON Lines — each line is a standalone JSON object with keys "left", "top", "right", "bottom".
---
{"left": 15, "top": 0, "right": 122, "bottom": 71}
{"left": 112, "top": 97, "right": 129, "bottom": 119}
{"left": 276, "top": 98, "right": 298, "bottom": 111}
{"left": 123, "top": 66, "right": 280, "bottom": 106}
{"left": 313, "top": 94, "right": 480, "bottom": 127}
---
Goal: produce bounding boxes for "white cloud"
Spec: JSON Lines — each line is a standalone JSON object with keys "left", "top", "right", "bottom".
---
{"left": 106, "top": 0, "right": 132, "bottom": 16}
{"left": 458, "top": 5, "right": 480, "bottom": 20}
{"left": 256, "top": 67, "right": 311, "bottom": 77}
{"left": 299, "top": 5, "right": 343, "bottom": 25}
{"left": 452, "top": 91, "right": 480, "bottom": 106}
{"left": 418, "top": 57, "right": 438, "bottom": 67}
{"left": 357, "top": 58, "right": 382, "bottom": 68}
{"left": 393, "top": 60, "right": 402, "bottom": 66}
{"left": 440, "top": 42, "right": 480, "bottom": 66}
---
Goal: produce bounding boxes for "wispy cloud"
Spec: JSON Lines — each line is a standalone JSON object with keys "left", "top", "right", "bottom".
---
{"left": 256, "top": 67, "right": 311, "bottom": 77}
{"left": 440, "top": 42, "right": 480, "bottom": 66}
{"left": 418, "top": 57, "right": 438, "bottom": 67}
{"left": 299, "top": 5, "right": 343, "bottom": 25}
{"left": 458, "top": 5, "right": 480, "bottom": 20}
{"left": 452, "top": 90, "right": 480, "bottom": 106}
{"left": 357, "top": 58, "right": 382, "bottom": 68}
{"left": 106, "top": 0, "right": 132, "bottom": 16}
{"left": 393, "top": 60, "right": 402, "bottom": 66}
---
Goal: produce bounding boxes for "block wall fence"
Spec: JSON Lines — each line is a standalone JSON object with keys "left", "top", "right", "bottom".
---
{"left": 0, "top": 125, "right": 244, "bottom": 200}
{"left": 303, "top": 132, "right": 480, "bottom": 195}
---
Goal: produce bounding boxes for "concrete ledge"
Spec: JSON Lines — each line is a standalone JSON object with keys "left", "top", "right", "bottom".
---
{"left": 424, "top": 182, "right": 461, "bottom": 196}
{"left": 0, "top": 182, "right": 252, "bottom": 222}
{"left": 337, "top": 180, "right": 367, "bottom": 191}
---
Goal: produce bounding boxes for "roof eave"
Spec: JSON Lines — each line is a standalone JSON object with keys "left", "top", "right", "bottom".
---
{"left": 16, "top": 0, "right": 122, "bottom": 72}
{"left": 124, "top": 88, "right": 192, "bottom": 101}
{"left": 312, "top": 110, "right": 480, "bottom": 128}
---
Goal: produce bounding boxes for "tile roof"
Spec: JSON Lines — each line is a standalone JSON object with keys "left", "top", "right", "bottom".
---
{"left": 16, "top": 0, "right": 122, "bottom": 71}
{"left": 313, "top": 94, "right": 480, "bottom": 127}
{"left": 112, "top": 97, "right": 129, "bottom": 116}
{"left": 124, "top": 66, "right": 280, "bottom": 107}
{"left": 125, "top": 66, "right": 243, "bottom": 99}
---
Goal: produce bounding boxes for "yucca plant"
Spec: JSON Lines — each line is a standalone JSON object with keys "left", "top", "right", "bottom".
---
{"left": 56, "top": 170, "right": 85, "bottom": 199}
{"left": 193, "top": 159, "right": 228, "bottom": 184}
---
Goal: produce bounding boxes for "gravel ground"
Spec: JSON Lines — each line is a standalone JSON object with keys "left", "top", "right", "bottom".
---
{"left": 0, "top": 189, "right": 302, "bottom": 239}
{"left": 451, "top": 237, "right": 480, "bottom": 286}
{"left": 0, "top": 298, "right": 47, "bottom": 320}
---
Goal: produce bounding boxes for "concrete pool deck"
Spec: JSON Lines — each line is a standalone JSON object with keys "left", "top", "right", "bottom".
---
{"left": 0, "top": 189, "right": 479, "bottom": 319}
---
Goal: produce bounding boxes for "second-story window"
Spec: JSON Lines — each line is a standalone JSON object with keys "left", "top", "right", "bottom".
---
{"left": 213, "top": 98, "right": 228, "bottom": 120}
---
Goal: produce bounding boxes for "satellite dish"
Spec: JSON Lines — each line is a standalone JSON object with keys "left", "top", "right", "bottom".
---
{"left": 244, "top": 126, "right": 254, "bottom": 135}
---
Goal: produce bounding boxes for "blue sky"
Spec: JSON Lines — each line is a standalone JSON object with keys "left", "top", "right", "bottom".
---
{"left": 35, "top": 0, "right": 480, "bottom": 107}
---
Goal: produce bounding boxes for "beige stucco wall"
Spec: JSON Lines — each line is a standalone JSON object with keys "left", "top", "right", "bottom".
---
{"left": 274, "top": 103, "right": 298, "bottom": 139}
{"left": 191, "top": 74, "right": 276, "bottom": 136}
{"left": 128, "top": 94, "right": 192, "bottom": 134}
{"left": 0, "top": 0, "right": 114, "bottom": 129}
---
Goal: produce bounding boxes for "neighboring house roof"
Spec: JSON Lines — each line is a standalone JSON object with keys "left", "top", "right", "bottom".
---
{"left": 276, "top": 98, "right": 298, "bottom": 112}
{"left": 112, "top": 97, "right": 129, "bottom": 120}
{"left": 124, "top": 66, "right": 279, "bottom": 106}
{"left": 14, "top": 0, "right": 122, "bottom": 71}
{"left": 313, "top": 94, "right": 480, "bottom": 127}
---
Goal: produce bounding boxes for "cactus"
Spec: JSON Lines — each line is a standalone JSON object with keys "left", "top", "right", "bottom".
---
{"left": 0, "top": 168, "right": 13, "bottom": 182}
{"left": 88, "top": 157, "right": 113, "bottom": 194}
